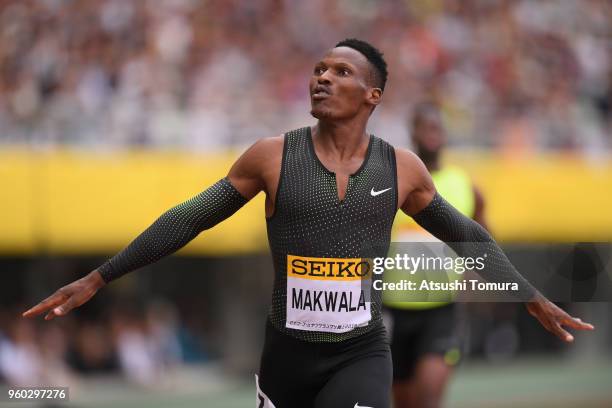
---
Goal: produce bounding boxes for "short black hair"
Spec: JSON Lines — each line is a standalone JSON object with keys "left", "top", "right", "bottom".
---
{"left": 335, "top": 38, "right": 388, "bottom": 91}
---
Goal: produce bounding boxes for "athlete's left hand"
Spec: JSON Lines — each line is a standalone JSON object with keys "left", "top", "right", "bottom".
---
{"left": 525, "top": 293, "right": 595, "bottom": 342}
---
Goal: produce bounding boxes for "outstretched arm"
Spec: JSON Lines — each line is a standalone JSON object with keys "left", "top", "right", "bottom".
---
{"left": 23, "top": 136, "right": 282, "bottom": 320}
{"left": 396, "top": 148, "right": 594, "bottom": 342}
{"left": 94, "top": 178, "right": 248, "bottom": 283}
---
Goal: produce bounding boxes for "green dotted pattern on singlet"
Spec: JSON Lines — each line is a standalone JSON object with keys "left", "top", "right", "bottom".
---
{"left": 266, "top": 126, "right": 398, "bottom": 342}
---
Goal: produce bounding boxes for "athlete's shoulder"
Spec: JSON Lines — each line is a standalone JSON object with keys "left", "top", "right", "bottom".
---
{"left": 243, "top": 135, "right": 284, "bottom": 162}
{"left": 227, "top": 134, "right": 284, "bottom": 199}
{"left": 246, "top": 125, "right": 316, "bottom": 162}
{"left": 394, "top": 147, "right": 436, "bottom": 214}
{"left": 229, "top": 134, "right": 283, "bottom": 177}
{"left": 252, "top": 134, "right": 285, "bottom": 150}
{"left": 394, "top": 147, "right": 429, "bottom": 176}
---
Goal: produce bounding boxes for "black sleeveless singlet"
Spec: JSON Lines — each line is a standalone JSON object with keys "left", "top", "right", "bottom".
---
{"left": 266, "top": 126, "right": 398, "bottom": 342}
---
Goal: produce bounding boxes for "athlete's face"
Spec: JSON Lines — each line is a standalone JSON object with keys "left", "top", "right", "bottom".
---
{"left": 309, "top": 47, "right": 382, "bottom": 120}
{"left": 412, "top": 114, "right": 446, "bottom": 157}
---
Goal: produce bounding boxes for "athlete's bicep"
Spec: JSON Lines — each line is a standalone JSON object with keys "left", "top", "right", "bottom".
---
{"left": 395, "top": 148, "right": 437, "bottom": 216}
{"left": 227, "top": 136, "right": 283, "bottom": 201}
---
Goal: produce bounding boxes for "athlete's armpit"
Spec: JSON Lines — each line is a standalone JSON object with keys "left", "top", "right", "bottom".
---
{"left": 227, "top": 135, "right": 284, "bottom": 217}
{"left": 394, "top": 147, "right": 437, "bottom": 216}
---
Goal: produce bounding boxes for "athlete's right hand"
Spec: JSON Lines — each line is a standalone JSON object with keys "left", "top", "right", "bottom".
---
{"left": 22, "top": 270, "right": 107, "bottom": 320}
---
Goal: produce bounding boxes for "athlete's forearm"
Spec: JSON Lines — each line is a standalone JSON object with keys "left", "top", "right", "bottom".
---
{"left": 97, "top": 177, "right": 247, "bottom": 283}
{"left": 412, "top": 192, "right": 539, "bottom": 301}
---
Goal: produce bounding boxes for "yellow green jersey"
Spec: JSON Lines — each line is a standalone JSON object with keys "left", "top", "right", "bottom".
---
{"left": 383, "top": 165, "right": 475, "bottom": 310}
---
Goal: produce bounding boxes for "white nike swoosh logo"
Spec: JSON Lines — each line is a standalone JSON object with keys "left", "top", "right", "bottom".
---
{"left": 354, "top": 403, "right": 374, "bottom": 408}
{"left": 370, "top": 187, "right": 391, "bottom": 197}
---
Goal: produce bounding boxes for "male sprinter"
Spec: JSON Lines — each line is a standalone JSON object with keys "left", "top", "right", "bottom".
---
{"left": 385, "top": 102, "right": 489, "bottom": 408}
{"left": 23, "top": 39, "right": 594, "bottom": 408}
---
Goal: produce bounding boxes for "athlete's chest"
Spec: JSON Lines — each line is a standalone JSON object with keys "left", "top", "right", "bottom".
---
{"left": 273, "top": 128, "right": 397, "bottom": 228}
{"left": 280, "top": 165, "right": 396, "bottom": 223}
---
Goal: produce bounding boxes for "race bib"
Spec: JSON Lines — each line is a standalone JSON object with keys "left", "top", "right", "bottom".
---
{"left": 286, "top": 255, "right": 372, "bottom": 333}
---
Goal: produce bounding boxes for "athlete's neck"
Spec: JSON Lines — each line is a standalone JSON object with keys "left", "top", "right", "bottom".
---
{"left": 312, "top": 120, "right": 369, "bottom": 161}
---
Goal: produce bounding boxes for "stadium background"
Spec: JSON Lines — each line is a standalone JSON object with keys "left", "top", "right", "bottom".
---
{"left": 0, "top": 0, "right": 610, "bottom": 407}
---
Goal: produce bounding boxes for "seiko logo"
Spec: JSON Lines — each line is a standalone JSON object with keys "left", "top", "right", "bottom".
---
{"left": 288, "top": 255, "right": 372, "bottom": 280}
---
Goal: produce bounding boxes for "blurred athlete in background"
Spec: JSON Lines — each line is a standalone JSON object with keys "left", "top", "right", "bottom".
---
{"left": 385, "top": 102, "right": 488, "bottom": 408}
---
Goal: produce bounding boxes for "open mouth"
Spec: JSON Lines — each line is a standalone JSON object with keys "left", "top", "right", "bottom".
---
{"left": 312, "top": 85, "right": 331, "bottom": 100}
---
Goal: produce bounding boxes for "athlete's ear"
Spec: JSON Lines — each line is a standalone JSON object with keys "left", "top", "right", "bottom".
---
{"left": 366, "top": 87, "right": 382, "bottom": 107}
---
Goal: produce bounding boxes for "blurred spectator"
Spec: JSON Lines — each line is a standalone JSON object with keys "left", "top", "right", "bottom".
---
{"left": 145, "top": 299, "right": 183, "bottom": 368}
{"left": 0, "top": 300, "right": 206, "bottom": 386}
{"left": 67, "top": 321, "right": 119, "bottom": 374}
{"left": 0, "top": 0, "right": 609, "bottom": 153}
{"left": 0, "top": 314, "right": 73, "bottom": 386}
{"left": 110, "top": 307, "right": 161, "bottom": 386}
{"left": 0, "top": 318, "right": 44, "bottom": 386}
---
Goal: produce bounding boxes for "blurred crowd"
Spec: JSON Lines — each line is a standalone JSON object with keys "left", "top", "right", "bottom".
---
{"left": 0, "top": 300, "right": 209, "bottom": 387}
{"left": 0, "top": 0, "right": 610, "bottom": 153}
